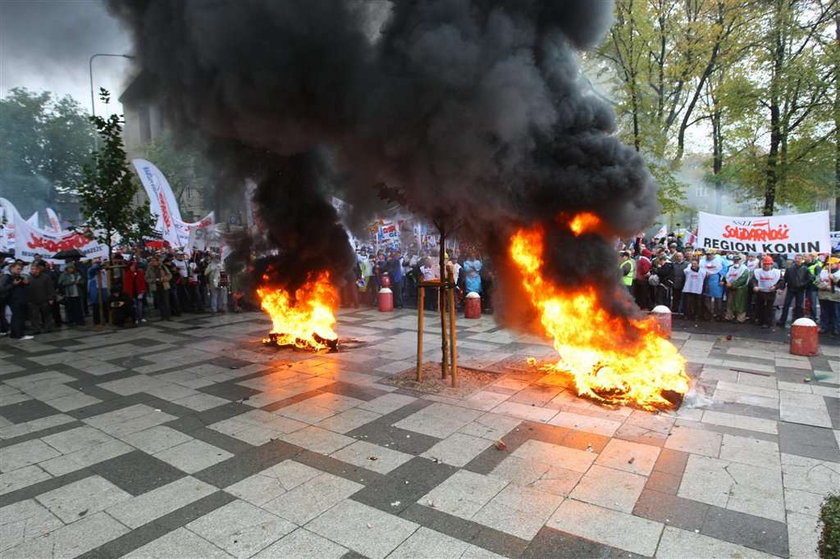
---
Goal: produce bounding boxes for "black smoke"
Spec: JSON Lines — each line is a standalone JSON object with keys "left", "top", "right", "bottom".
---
{"left": 106, "top": 0, "right": 659, "bottom": 320}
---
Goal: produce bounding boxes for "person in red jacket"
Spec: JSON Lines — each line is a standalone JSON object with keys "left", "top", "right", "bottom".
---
{"left": 633, "top": 249, "right": 653, "bottom": 310}
{"left": 122, "top": 260, "right": 148, "bottom": 324}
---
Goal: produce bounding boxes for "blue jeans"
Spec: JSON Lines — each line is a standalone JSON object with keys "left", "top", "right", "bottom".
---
{"left": 779, "top": 289, "right": 805, "bottom": 326}
{"left": 819, "top": 299, "right": 838, "bottom": 332}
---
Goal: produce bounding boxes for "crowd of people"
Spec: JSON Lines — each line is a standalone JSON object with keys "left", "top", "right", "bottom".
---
{"left": 340, "top": 246, "right": 494, "bottom": 313}
{"left": 0, "top": 249, "right": 240, "bottom": 340}
{"left": 621, "top": 233, "right": 839, "bottom": 333}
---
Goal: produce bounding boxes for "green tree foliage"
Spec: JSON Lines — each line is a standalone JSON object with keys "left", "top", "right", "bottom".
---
{"left": 0, "top": 88, "right": 95, "bottom": 212}
{"left": 77, "top": 89, "right": 156, "bottom": 259}
{"left": 597, "top": 0, "right": 837, "bottom": 216}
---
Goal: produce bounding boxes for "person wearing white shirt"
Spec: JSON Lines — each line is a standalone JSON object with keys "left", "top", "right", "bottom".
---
{"left": 682, "top": 258, "right": 707, "bottom": 321}
{"left": 752, "top": 256, "right": 781, "bottom": 328}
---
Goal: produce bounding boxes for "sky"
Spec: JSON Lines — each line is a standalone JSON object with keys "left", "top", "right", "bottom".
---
{"left": 0, "top": 0, "right": 133, "bottom": 117}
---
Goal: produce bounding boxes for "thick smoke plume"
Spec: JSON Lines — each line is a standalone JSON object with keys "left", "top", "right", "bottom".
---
{"left": 107, "top": 0, "right": 659, "bottom": 320}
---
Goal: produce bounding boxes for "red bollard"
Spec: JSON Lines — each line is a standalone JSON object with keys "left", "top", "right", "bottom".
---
{"left": 378, "top": 287, "right": 393, "bottom": 312}
{"left": 650, "top": 305, "right": 672, "bottom": 338}
{"left": 464, "top": 292, "right": 481, "bottom": 319}
{"left": 790, "top": 318, "right": 819, "bottom": 356}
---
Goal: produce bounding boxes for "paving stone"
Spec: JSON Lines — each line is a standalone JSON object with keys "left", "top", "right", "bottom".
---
{"left": 389, "top": 526, "right": 501, "bottom": 559}
{"left": 35, "top": 475, "right": 131, "bottom": 523}
{"left": 701, "top": 506, "right": 789, "bottom": 557}
{"left": 421, "top": 470, "right": 508, "bottom": 518}
{"left": 224, "top": 460, "right": 322, "bottom": 506}
{"left": 656, "top": 525, "right": 776, "bottom": 558}
{"left": 0, "top": 464, "right": 52, "bottom": 496}
{"left": 0, "top": 499, "right": 63, "bottom": 553}
{"left": 781, "top": 453, "right": 840, "bottom": 495}
{"left": 41, "top": 425, "right": 118, "bottom": 454}
{"left": 187, "top": 499, "right": 295, "bottom": 558}
{"left": 154, "top": 439, "right": 234, "bottom": 474}
{"left": 316, "top": 408, "right": 382, "bottom": 434}
{"left": 90, "top": 450, "right": 186, "bottom": 496}
{"left": 0, "top": 439, "right": 61, "bottom": 472}
{"left": 594, "top": 438, "right": 661, "bottom": 476}
{"left": 570, "top": 464, "right": 646, "bottom": 513}
{"left": 546, "top": 499, "right": 664, "bottom": 557}
{"left": 393, "top": 403, "right": 484, "bottom": 439}
{"left": 252, "top": 528, "right": 347, "bottom": 559}
{"left": 778, "top": 422, "right": 840, "bottom": 462}
{"left": 306, "top": 500, "right": 420, "bottom": 559}
{"left": 787, "top": 510, "right": 821, "bottom": 559}
{"left": 351, "top": 457, "right": 457, "bottom": 514}
{"left": 471, "top": 483, "right": 563, "bottom": 540}
{"left": 39, "top": 439, "right": 133, "bottom": 476}
{"left": 358, "top": 393, "right": 418, "bottom": 415}
{"left": 633, "top": 489, "right": 709, "bottom": 532}
{"left": 0, "top": 511, "right": 130, "bottom": 558}
{"left": 458, "top": 413, "right": 522, "bottom": 441}
{"left": 262, "top": 472, "right": 363, "bottom": 525}
{"left": 664, "top": 425, "right": 722, "bottom": 457}
{"left": 0, "top": 399, "right": 61, "bottom": 424}
{"left": 123, "top": 526, "right": 232, "bottom": 558}
{"left": 421, "top": 432, "right": 492, "bottom": 467}
{"left": 330, "top": 440, "right": 413, "bottom": 474}
{"left": 780, "top": 391, "right": 833, "bottom": 428}
{"left": 701, "top": 410, "right": 778, "bottom": 435}
{"left": 121, "top": 425, "right": 194, "bottom": 454}
{"left": 523, "top": 526, "right": 647, "bottom": 559}
{"left": 106, "top": 476, "right": 218, "bottom": 528}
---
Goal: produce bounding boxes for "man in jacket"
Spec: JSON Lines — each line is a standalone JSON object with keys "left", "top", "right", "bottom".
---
{"left": 26, "top": 262, "right": 55, "bottom": 334}
{"left": 145, "top": 256, "right": 172, "bottom": 321}
{"left": 204, "top": 254, "right": 226, "bottom": 313}
{"left": 671, "top": 252, "right": 688, "bottom": 315}
{"left": 1, "top": 262, "right": 31, "bottom": 339}
{"left": 777, "top": 254, "right": 813, "bottom": 327}
{"left": 386, "top": 252, "right": 404, "bottom": 308}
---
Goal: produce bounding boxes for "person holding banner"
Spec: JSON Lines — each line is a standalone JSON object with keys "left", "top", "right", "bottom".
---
{"left": 753, "top": 257, "right": 782, "bottom": 328}
{"left": 723, "top": 255, "right": 749, "bottom": 323}
{"left": 702, "top": 251, "right": 726, "bottom": 321}
{"left": 682, "top": 258, "right": 706, "bottom": 322}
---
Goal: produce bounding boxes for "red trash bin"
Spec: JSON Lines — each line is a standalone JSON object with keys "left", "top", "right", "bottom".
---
{"left": 464, "top": 292, "right": 481, "bottom": 319}
{"left": 650, "top": 305, "right": 672, "bottom": 338}
{"left": 790, "top": 317, "right": 819, "bottom": 356}
{"left": 378, "top": 287, "right": 393, "bottom": 312}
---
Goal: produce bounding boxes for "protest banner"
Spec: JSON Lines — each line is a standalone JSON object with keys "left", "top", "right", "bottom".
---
{"left": 132, "top": 158, "right": 184, "bottom": 248}
{"left": 697, "top": 211, "right": 830, "bottom": 254}
{"left": 46, "top": 208, "right": 62, "bottom": 232}
{"left": 830, "top": 231, "right": 840, "bottom": 252}
{"left": 14, "top": 218, "right": 107, "bottom": 262}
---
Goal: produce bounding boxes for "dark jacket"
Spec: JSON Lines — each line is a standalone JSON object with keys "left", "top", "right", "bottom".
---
{"left": 783, "top": 264, "right": 812, "bottom": 292}
{"left": 652, "top": 262, "right": 675, "bottom": 287}
{"left": 26, "top": 273, "right": 55, "bottom": 305}
{"left": 1, "top": 274, "right": 28, "bottom": 306}
{"left": 672, "top": 261, "right": 689, "bottom": 290}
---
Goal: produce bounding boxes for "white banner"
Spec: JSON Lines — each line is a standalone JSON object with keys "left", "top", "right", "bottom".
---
{"left": 46, "top": 208, "right": 61, "bottom": 233}
{"left": 132, "top": 158, "right": 184, "bottom": 249}
{"left": 178, "top": 212, "right": 215, "bottom": 252}
{"left": 14, "top": 218, "right": 108, "bottom": 262}
{"left": 26, "top": 212, "right": 39, "bottom": 228}
{"left": 697, "top": 211, "right": 830, "bottom": 254}
{"left": 830, "top": 231, "right": 840, "bottom": 252}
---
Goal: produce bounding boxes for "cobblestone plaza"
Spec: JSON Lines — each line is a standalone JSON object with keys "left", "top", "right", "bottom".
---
{"left": 1, "top": 309, "right": 838, "bottom": 558}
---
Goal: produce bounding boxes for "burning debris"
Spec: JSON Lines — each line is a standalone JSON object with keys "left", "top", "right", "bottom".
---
{"left": 109, "top": 1, "right": 687, "bottom": 407}
{"left": 258, "top": 270, "right": 340, "bottom": 352}
{"left": 509, "top": 218, "right": 689, "bottom": 411}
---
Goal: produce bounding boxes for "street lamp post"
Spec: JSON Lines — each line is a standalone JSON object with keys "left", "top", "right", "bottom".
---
{"left": 88, "top": 53, "right": 134, "bottom": 118}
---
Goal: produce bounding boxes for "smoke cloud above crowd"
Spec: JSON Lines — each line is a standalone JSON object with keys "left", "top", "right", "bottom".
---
{"left": 106, "top": 0, "right": 659, "bottom": 319}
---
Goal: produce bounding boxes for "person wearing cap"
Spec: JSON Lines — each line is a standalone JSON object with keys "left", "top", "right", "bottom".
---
{"left": 724, "top": 255, "right": 749, "bottom": 323}
{"left": 753, "top": 256, "right": 782, "bottom": 328}
{"left": 777, "top": 254, "right": 813, "bottom": 327}
{"left": 816, "top": 257, "right": 840, "bottom": 335}
{"left": 618, "top": 251, "right": 634, "bottom": 294}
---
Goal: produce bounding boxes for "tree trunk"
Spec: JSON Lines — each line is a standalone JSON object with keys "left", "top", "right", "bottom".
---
{"left": 763, "top": 1, "right": 785, "bottom": 217}
{"left": 834, "top": 17, "right": 840, "bottom": 230}
{"left": 437, "top": 227, "right": 448, "bottom": 378}
{"left": 711, "top": 97, "right": 724, "bottom": 214}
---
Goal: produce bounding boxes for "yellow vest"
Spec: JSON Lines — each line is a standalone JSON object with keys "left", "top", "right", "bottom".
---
{"left": 619, "top": 259, "right": 634, "bottom": 286}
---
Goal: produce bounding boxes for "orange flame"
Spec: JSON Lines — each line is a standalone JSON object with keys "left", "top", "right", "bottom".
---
{"left": 257, "top": 271, "right": 339, "bottom": 351}
{"left": 510, "top": 223, "right": 689, "bottom": 410}
{"left": 569, "top": 212, "right": 602, "bottom": 235}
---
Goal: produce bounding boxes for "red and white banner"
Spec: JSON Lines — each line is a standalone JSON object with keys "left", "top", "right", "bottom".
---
{"left": 14, "top": 218, "right": 108, "bottom": 262}
{"left": 46, "top": 208, "right": 62, "bottom": 233}
{"left": 697, "top": 211, "right": 830, "bottom": 254}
